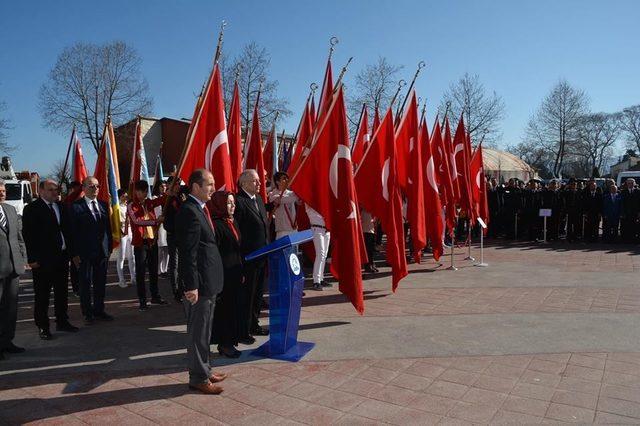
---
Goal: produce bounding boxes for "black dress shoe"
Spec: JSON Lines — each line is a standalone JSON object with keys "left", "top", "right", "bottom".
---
{"left": 139, "top": 303, "right": 148, "bottom": 311}
{"left": 39, "top": 328, "right": 52, "bottom": 340}
{"left": 84, "top": 316, "right": 95, "bottom": 325}
{"left": 238, "top": 336, "right": 256, "bottom": 345}
{"left": 217, "top": 345, "right": 241, "bottom": 358}
{"left": 56, "top": 322, "right": 79, "bottom": 332}
{"left": 4, "top": 343, "right": 25, "bottom": 353}
{"left": 312, "top": 282, "right": 323, "bottom": 291}
{"left": 94, "top": 312, "right": 114, "bottom": 321}
{"left": 321, "top": 281, "right": 332, "bottom": 287}
{"left": 251, "top": 326, "right": 269, "bottom": 336}
{"left": 150, "top": 297, "right": 168, "bottom": 305}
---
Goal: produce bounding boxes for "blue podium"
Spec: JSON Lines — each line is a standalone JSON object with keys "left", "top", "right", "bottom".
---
{"left": 246, "top": 230, "right": 315, "bottom": 362}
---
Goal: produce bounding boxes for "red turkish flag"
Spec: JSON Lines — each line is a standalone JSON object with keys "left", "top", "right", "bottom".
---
{"left": 72, "top": 130, "right": 88, "bottom": 184}
{"left": 287, "top": 102, "right": 312, "bottom": 175}
{"left": 420, "top": 117, "right": 444, "bottom": 261}
{"left": 244, "top": 101, "right": 268, "bottom": 203}
{"left": 432, "top": 119, "right": 457, "bottom": 232}
{"left": 443, "top": 117, "right": 460, "bottom": 203}
{"left": 355, "top": 107, "right": 408, "bottom": 291}
{"left": 316, "top": 60, "right": 334, "bottom": 124}
{"left": 372, "top": 108, "right": 381, "bottom": 136}
{"left": 178, "top": 64, "right": 234, "bottom": 191}
{"left": 351, "top": 104, "right": 369, "bottom": 167}
{"left": 453, "top": 115, "right": 473, "bottom": 219}
{"left": 262, "top": 123, "right": 276, "bottom": 181}
{"left": 470, "top": 144, "right": 489, "bottom": 232}
{"left": 395, "top": 92, "right": 425, "bottom": 262}
{"left": 290, "top": 86, "right": 365, "bottom": 314}
{"left": 228, "top": 80, "right": 243, "bottom": 188}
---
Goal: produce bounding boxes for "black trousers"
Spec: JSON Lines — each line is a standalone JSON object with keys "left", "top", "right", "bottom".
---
{"left": 603, "top": 217, "right": 619, "bottom": 242}
{"left": 621, "top": 217, "right": 638, "bottom": 243}
{"left": 364, "top": 233, "right": 376, "bottom": 266}
{"left": 566, "top": 214, "right": 581, "bottom": 242}
{"left": 78, "top": 257, "right": 107, "bottom": 318}
{"left": 167, "top": 232, "right": 179, "bottom": 293}
{"left": 0, "top": 275, "right": 19, "bottom": 348}
{"left": 584, "top": 214, "right": 600, "bottom": 241}
{"left": 69, "top": 261, "right": 79, "bottom": 293}
{"left": 134, "top": 241, "right": 159, "bottom": 304}
{"left": 184, "top": 296, "right": 215, "bottom": 385}
{"left": 241, "top": 259, "right": 266, "bottom": 336}
{"left": 32, "top": 258, "right": 69, "bottom": 329}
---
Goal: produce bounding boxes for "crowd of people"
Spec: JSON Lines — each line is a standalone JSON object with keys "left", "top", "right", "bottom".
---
{"left": 2, "top": 170, "right": 639, "bottom": 393}
{"left": 484, "top": 177, "right": 640, "bottom": 244}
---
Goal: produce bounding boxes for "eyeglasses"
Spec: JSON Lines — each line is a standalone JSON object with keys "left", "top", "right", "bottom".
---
{"left": 86, "top": 184, "right": 100, "bottom": 189}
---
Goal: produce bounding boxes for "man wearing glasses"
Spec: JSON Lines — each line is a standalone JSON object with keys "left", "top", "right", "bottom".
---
{"left": 68, "top": 176, "right": 113, "bottom": 324}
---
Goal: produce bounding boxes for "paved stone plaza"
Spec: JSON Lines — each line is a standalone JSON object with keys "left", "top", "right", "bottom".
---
{"left": 2, "top": 241, "right": 640, "bottom": 425}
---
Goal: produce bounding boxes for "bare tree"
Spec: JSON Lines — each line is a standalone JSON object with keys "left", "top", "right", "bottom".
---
{"left": 47, "top": 158, "right": 71, "bottom": 187}
{"left": 220, "top": 42, "right": 290, "bottom": 138}
{"left": 523, "top": 79, "right": 589, "bottom": 178}
{"left": 439, "top": 73, "right": 505, "bottom": 146}
{"left": 0, "top": 98, "right": 12, "bottom": 153}
{"left": 507, "top": 140, "right": 552, "bottom": 178}
{"left": 347, "top": 57, "right": 403, "bottom": 127}
{"left": 39, "top": 41, "right": 153, "bottom": 153}
{"left": 619, "top": 105, "right": 640, "bottom": 153}
{"left": 574, "top": 112, "right": 621, "bottom": 176}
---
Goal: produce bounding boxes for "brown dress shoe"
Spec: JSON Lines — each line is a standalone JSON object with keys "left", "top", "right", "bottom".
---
{"left": 188, "top": 381, "right": 223, "bottom": 395}
{"left": 209, "top": 372, "right": 228, "bottom": 383}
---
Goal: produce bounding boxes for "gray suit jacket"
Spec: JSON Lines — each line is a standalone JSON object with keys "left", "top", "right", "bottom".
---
{"left": 0, "top": 203, "right": 26, "bottom": 279}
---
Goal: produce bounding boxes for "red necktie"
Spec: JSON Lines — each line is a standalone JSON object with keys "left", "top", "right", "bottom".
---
{"left": 202, "top": 205, "right": 215, "bottom": 231}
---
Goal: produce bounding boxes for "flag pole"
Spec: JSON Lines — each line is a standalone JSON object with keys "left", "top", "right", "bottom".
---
{"left": 214, "top": 20, "right": 227, "bottom": 64}
{"left": 396, "top": 61, "right": 426, "bottom": 125}
{"left": 464, "top": 222, "right": 475, "bottom": 261}
{"left": 175, "top": 20, "right": 226, "bottom": 183}
{"left": 446, "top": 228, "right": 457, "bottom": 271}
{"left": 60, "top": 124, "right": 76, "bottom": 186}
{"left": 333, "top": 56, "right": 353, "bottom": 94}
{"left": 389, "top": 80, "right": 406, "bottom": 108}
{"left": 475, "top": 226, "right": 488, "bottom": 267}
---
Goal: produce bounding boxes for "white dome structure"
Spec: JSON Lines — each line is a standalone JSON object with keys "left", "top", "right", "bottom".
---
{"left": 482, "top": 148, "right": 537, "bottom": 183}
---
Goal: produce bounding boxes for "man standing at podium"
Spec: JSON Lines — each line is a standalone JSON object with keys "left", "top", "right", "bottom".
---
{"left": 235, "top": 169, "right": 270, "bottom": 342}
{"left": 176, "top": 169, "right": 226, "bottom": 394}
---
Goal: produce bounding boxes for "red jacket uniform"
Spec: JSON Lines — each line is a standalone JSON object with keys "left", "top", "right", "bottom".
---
{"left": 126, "top": 195, "right": 166, "bottom": 247}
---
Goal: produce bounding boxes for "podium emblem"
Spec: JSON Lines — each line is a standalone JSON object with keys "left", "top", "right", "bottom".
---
{"left": 289, "top": 253, "right": 301, "bottom": 275}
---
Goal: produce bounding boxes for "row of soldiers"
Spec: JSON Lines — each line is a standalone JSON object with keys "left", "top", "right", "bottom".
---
{"left": 486, "top": 177, "right": 640, "bottom": 243}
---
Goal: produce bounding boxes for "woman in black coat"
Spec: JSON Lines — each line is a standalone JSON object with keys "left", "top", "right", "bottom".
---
{"left": 208, "top": 191, "right": 244, "bottom": 358}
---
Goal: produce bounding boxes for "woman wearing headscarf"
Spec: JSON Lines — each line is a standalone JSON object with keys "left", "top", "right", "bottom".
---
{"left": 208, "top": 191, "right": 243, "bottom": 358}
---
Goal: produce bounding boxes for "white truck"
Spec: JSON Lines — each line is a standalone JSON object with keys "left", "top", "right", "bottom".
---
{"left": 0, "top": 156, "right": 37, "bottom": 216}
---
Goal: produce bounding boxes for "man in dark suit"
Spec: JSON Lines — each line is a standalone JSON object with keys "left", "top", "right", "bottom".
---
{"left": 68, "top": 176, "right": 113, "bottom": 324}
{"left": 234, "top": 169, "right": 269, "bottom": 342}
{"left": 620, "top": 178, "right": 640, "bottom": 243}
{"left": 603, "top": 184, "right": 622, "bottom": 242}
{"left": 582, "top": 180, "right": 603, "bottom": 242}
{"left": 22, "top": 179, "right": 78, "bottom": 340}
{"left": 176, "top": 169, "right": 226, "bottom": 394}
{"left": 0, "top": 179, "right": 27, "bottom": 359}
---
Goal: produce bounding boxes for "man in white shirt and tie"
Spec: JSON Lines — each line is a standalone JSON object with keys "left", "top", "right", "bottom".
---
{"left": 22, "top": 179, "right": 79, "bottom": 339}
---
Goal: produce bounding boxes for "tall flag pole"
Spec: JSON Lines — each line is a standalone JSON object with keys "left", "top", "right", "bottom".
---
{"left": 175, "top": 21, "right": 227, "bottom": 185}
{"left": 262, "top": 112, "right": 280, "bottom": 181}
